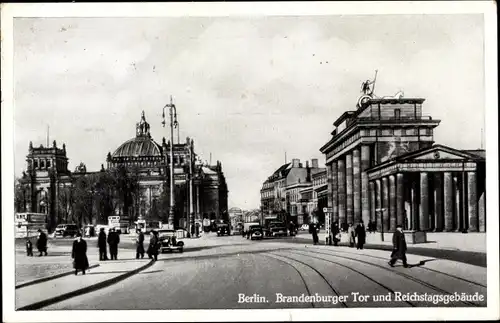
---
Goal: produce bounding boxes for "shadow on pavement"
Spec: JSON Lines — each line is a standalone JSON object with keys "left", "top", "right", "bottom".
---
{"left": 138, "top": 270, "right": 163, "bottom": 274}
{"left": 17, "top": 252, "right": 69, "bottom": 257}
{"left": 411, "top": 258, "right": 439, "bottom": 267}
{"left": 84, "top": 270, "right": 131, "bottom": 276}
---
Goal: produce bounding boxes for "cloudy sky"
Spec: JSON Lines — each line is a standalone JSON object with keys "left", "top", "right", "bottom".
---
{"left": 13, "top": 14, "right": 485, "bottom": 209}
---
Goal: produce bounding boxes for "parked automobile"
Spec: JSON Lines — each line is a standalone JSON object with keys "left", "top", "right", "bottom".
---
{"left": 300, "top": 224, "right": 309, "bottom": 231}
{"left": 54, "top": 224, "right": 79, "bottom": 238}
{"left": 216, "top": 223, "right": 230, "bottom": 236}
{"left": 247, "top": 225, "right": 264, "bottom": 240}
{"left": 158, "top": 229, "right": 184, "bottom": 253}
{"left": 267, "top": 221, "right": 288, "bottom": 237}
{"left": 243, "top": 222, "right": 260, "bottom": 238}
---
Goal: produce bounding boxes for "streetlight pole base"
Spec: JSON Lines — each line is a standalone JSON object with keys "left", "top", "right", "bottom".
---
{"left": 168, "top": 210, "right": 175, "bottom": 229}
{"left": 189, "top": 212, "right": 195, "bottom": 236}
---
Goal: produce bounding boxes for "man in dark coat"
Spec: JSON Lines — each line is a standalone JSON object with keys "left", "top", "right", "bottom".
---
{"left": 107, "top": 228, "right": 120, "bottom": 260}
{"left": 147, "top": 231, "right": 159, "bottom": 261}
{"left": 136, "top": 229, "right": 145, "bottom": 259}
{"left": 288, "top": 221, "right": 296, "bottom": 237}
{"left": 310, "top": 222, "right": 319, "bottom": 245}
{"left": 389, "top": 224, "right": 408, "bottom": 268}
{"left": 72, "top": 233, "right": 89, "bottom": 275}
{"left": 355, "top": 220, "right": 366, "bottom": 250}
{"left": 36, "top": 229, "right": 48, "bottom": 256}
{"left": 332, "top": 221, "right": 340, "bottom": 246}
{"left": 97, "top": 228, "right": 108, "bottom": 261}
{"left": 26, "top": 238, "right": 33, "bottom": 256}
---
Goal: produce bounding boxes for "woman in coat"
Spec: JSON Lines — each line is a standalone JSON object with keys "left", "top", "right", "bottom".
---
{"left": 72, "top": 233, "right": 90, "bottom": 275}
{"left": 36, "top": 229, "right": 48, "bottom": 256}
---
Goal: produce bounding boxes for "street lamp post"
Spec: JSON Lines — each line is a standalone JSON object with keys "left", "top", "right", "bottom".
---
{"left": 162, "top": 96, "right": 178, "bottom": 229}
{"left": 188, "top": 142, "right": 195, "bottom": 236}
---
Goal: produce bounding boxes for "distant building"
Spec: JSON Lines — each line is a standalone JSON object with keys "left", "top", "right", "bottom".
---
{"left": 17, "top": 111, "right": 228, "bottom": 231}
{"left": 228, "top": 207, "right": 243, "bottom": 229}
{"left": 261, "top": 158, "right": 325, "bottom": 225}
{"left": 320, "top": 94, "right": 486, "bottom": 233}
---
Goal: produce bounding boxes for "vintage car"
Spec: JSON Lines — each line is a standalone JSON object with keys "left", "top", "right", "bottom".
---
{"left": 157, "top": 229, "right": 185, "bottom": 253}
{"left": 216, "top": 223, "right": 230, "bottom": 236}
{"left": 267, "top": 221, "right": 288, "bottom": 237}
{"left": 54, "top": 224, "right": 79, "bottom": 238}
{"left": 242, "top": 222, "right": 260, "bottom": 237}
{"left": 246, "top": 225, "right": 263, "bottom": 240}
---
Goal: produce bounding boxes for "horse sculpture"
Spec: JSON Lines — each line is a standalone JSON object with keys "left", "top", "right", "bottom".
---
{"left": 382, "top": 91, "right": 405, "bottom": 99}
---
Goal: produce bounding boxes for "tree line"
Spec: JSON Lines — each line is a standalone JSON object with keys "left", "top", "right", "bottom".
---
{"left": 14, "top": 165, "right": 171, "bottom": 229}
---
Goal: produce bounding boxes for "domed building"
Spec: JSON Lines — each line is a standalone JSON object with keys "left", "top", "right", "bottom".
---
{"left": 17, "top": 111, "right": 228, "bottom": 232}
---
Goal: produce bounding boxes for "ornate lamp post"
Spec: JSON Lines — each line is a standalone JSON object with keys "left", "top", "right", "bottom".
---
{"left": 162, "top": 96, "right": 178, "bottom": 229}
{"left": 188, "top": 140, "right": 195, "bottom": 236}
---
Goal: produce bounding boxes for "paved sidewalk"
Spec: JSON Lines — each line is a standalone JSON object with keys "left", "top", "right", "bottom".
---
{"left": 292, "top": 231, "right": 486, "bottom": 252}
{"left": 15, "top": 250, "right": 151, "bottom": 310}
{"left": 281, "top": 232, "right": 487, "bottom": 267}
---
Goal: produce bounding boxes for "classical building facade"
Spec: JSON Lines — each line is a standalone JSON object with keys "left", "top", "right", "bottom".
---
{"left": 17, "top": 111, "right": 228, "bottom": 231}
{"left": 320, "top": 95, "right": 486, "bottom": 233}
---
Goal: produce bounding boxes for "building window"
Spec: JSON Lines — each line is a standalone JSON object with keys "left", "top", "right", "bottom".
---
{"left": 405, "top": 128, "right": 417, "bottom": 136}
{"left": 41, "top": 160, "right": 45, "bottom": 168}
{"left": 47, "top": 160, "right": 51, "bottom": 168}
{"left": 394, "top": 129, "right": 402, "bottom": 136}
{"left": 419, "top": 128, "right": 430, "bottom": 136}
{"left": 394, "top": 109, "right": 401, "bottom": 119}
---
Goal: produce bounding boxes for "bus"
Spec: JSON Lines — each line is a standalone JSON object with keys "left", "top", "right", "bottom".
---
{"left": 15, "top": 212, "right": 47, "bottom": 238}
{"left": 134, "top": 219, "right": 161, "bottom": 234}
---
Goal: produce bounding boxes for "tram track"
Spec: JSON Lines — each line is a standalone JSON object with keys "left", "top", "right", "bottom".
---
{"left": 259, "top": 253, "right": 319, "bottom": 308}
{"left": 286, "top": 249, "right": 482, "bottom": 307}
{"left": 315, "top": 248, "right": 487, "bottom": 288}
{"left": 266, "top": 251, "right": 412, "bottom": 307}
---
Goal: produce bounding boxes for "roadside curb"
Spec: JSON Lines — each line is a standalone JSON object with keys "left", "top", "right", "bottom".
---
{"left": 17, "top": 259, "right": 155, "bottom": 311}
{"left": 16, "top": 264, "right": 101, "bottom": 289}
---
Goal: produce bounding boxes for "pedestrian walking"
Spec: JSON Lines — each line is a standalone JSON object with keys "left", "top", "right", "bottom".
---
{"left": 36, "top": 229, "right": 48, "bottom": 256}
{"left": 26, "top": 238, "right": 33, "bottom": 256}
{"left": 147, "top": 231, "right": 159, "bottom": 261}
{"left": 107, "top": 228, "right": 120, "bottom": 260}
{"left": 389, "top": 224, "right": 409, "bottom": 268}
{"left": 355, "top": 220, "right": 366, "bottom": 250}
{"left": 288, "top": 221, "right": 296, "bottom": 237}
{"left": 97, "top": 228, "right": 108, "bottom": 261}
{"left": 72, "top": 233, "right": 89, "bottom": 275}
{"left": 310, "top": 222, "right": 319, "bottom": 245}
{"left": 347, "top": 223, "right": 355, "bottom": 247}
{"left": 332, "top": 221, "right": 340, "bottom": 246}
{"left": 136, "top": 228, "right": 145, "bottom": 259}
